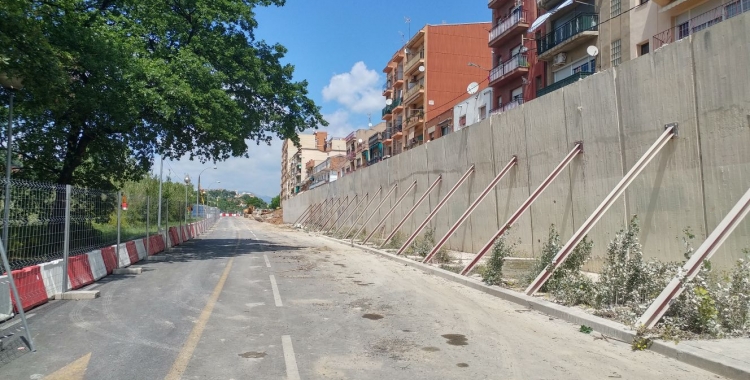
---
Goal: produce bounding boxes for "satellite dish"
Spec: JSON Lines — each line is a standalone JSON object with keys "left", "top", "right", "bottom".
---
{"left": 520, "top": 46, "right": 529, "bottom": 53}
{"left": 587, "top": 45, "right": 599, "bottom": 57}
{"left": 385, "top": 98, "right": 393, "bottom": 106}
{"left": 418, "top": 65, "right": 425, "bottom": 72}
{"left": 404, "top": 48, "right": 410, "bottom": 54}
{"left": 467, "top": 82, "right": 479, "bottom": 95}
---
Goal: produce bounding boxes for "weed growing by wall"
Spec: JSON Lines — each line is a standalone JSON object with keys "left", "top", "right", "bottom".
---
{"left": 383, "top": 231, "right": 405, "bottom": 249}
{"left": 406, "top": 227, "right": 437, "bottom": 258}
{"left": 482, "top": 233, "right": 516, "bottom": 286}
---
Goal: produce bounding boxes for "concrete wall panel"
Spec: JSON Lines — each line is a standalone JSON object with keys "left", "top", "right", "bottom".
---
{"left": 618, "top": 36, "right": 706, "bottom": 264}
{"left": 524, "top": 90, "right": 575, "bottom": 258}
{"left": 464, "top": 119, "right": 499, "bottom": 254}
{"left": 564, "top": 69, "right": 626, "bottom": 270}
{"left": 693, "top": 14, "right": 750, "bottom": 266}
{"left": 439, "top": 129, "right": 472, "bottom": 251}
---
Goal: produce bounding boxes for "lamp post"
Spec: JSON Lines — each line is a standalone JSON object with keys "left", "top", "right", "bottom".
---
{"left": 184, "top": 174, "right": 191, "bottom": 225}
{"left": 196, "top": 166, "right": 216, "bottom": 216}
{"left": 1, "top": 75, "right": 23, "bottom": 255}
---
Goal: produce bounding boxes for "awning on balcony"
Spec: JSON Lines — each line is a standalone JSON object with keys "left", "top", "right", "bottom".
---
{"left": 530, "top": 0, "right": 573, "bottom": 32}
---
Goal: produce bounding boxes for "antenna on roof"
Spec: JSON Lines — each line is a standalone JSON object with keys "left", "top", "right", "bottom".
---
{"left": 405, "top": 17, "right": 411, "bottom": 38}
{"left": 368, "top": 113, "right": 372, "bottom": 127}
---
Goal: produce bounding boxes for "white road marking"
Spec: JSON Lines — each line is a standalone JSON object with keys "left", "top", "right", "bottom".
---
{"left": 282, "top": 335, "right": 301, "bottom": 380}
{"left": 251, "top": 231, "right": 258, "bottom": 240}
{"left": 269, "top": 275, "right": 283, "bottom": 307}
{"left": 0, "top": 313, "right": 35, "bottom": 329}
{"left": 263, "top": 254, "right": 271, "bottom": 268}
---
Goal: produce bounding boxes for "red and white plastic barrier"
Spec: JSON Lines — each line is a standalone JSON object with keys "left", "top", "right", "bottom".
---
{"left": 10, "top": 266, "right": 48, "bottom": 313}
{"left": 67, "top": 255, "right": 95, "bottom": 290}
{"left": 86, "top": 250, "right": 107, "bottom": 281}
{"left": 135, "top": 239, "right": 147, "bottom": 261}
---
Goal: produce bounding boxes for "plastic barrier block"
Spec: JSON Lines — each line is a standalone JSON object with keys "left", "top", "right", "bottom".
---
{"left": 101, "top": 246, "right": 117, "bottom": 274}
{"left": 169, "top": 228, "right": 179, "bottom": 246}
{"left": 68, "top": 254, "right": 95, "bottom": 290}
{"left": 0, "top": 275, "right": 14, "bottom": 322}
{"left": 117, "top": 243, "right": 131, "bottom": 268}
{"left": 86, "top": 250, "right": 107, "bottom": 281}
{"left": 125, "top": 241, "right": 139, "bottom": 264}
{"left": 157, "top": 234, "right": 165, "bottom": 252}
{"left": 135, "top": 239, "right": 147, "bottom": 260}
{"left": 39, "top": 259, "right": 66, "bottom": 298}
{"left": 10, "top": 266, "right": 48, "bottom": 312}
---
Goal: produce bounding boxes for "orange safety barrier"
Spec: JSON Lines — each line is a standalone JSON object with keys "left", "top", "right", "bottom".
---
{"left": 68, "top": 254, "right": 95, "bottom": 289}
{"left": 10, "top": 266, "right": 48, "bottom": 312}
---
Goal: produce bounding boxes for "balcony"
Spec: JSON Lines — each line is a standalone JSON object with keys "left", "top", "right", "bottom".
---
{"left": 489, "top": 10, "right": 530, "bottom": 47}
{"left": 404, "top": 49, "right": 425, "bottom": 73}
{"left": 394, "top": 69, "right": 404, "bottom": 87}
{"left": 537, "top": 0, "right": 566, "bottom": 10}
{"left": 382, "top": 78, "right": 393, "bottom": 95}
{"left": 537, "top": 71, "right": 593, "bottom": 97}
{"left": 346, "top": 151, "right": 356, "bottom": 161}
{"left": 368, "top": 132, "right": 383, "bottom": 146}
{"left": 653, "top": 0, "right": 749, "bottom": 49}
{"left": 403, "top": 78, "right": 425, "bottom": 104}
{"left": 405, "top": 109, "right": 425, "bottom": 128}
{"left": 489, "top": 53, "right": 529, "bottom": 86}
{"left": 537, "top": 14, "right": 599, "bottom": 60}
{"left": 381, "top": 97, "right": 401, "bottom": 120}
{"left": 490, "top": 97, "right": 524, "bottom": 116}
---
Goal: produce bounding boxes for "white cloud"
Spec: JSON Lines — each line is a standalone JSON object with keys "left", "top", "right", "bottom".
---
{"left": 322, "top": 62, "right": 384, "bottom": 114}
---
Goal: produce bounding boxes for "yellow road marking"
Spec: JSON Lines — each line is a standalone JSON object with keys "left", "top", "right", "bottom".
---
{"left": 45, "top": 352, "right": 91, "bottom": 380}
{"left": 164, "top": 256, "right": 235, "bottom": 380}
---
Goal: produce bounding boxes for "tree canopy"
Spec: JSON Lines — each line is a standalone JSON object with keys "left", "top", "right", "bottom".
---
{"left": 0, "top": 0, "right": 325, "bottom": 189}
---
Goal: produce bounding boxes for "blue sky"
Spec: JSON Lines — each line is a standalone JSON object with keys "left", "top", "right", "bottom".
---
{"left": 161, "top": 0, "right": 490, "bottom": 199}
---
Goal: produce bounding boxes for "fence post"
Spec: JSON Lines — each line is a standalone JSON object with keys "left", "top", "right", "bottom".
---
{"left": 62, "top": 185, "right": 72, "bottom": 293}
{"left": 146, "top": 195, "right": 150, "bottom": 256}
{"left": 165, "top": 199, "right": 169, "bottom": 250}
{"left": 116, "top": 191, "right": 122, "bottom": 268}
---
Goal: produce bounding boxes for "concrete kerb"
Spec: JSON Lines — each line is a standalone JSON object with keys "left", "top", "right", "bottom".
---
{"left": 54, "top": 290, "right": 100, "bottom": 300}
{"left": 314, "top": 233, "right": 749, "bottom": 380}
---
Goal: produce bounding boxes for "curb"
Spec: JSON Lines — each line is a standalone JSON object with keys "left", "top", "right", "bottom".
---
{"left": 314, "top": 233, "right": 749, "bottom": 380}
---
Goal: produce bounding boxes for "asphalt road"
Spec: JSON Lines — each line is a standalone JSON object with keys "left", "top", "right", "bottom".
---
{"left": 0, "top": 217, "right": 724, "bottom": 379}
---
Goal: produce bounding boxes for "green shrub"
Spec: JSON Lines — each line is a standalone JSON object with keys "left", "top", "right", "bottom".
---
{"left": 384, "top": 231, "right": 405, "bottom": 249}
{"left": 482, "top": 233, "right": 515, "bottom": 286}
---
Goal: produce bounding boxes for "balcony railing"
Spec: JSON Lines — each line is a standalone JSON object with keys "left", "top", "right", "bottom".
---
{"left": 490, "top": 97, "right": 524, "bottom": 115}
{"left": 489, "top": 10, "right": 528, "bottom": 43}
{"left": 406, "top": 109, "right": 425, "bottom": 126}
{"left": 536, "top": 14, "right": 598, "bottom": 55}
{"left": 382, "top": 80, "right": 392, "bottom": 92}
{"left": 653, "top": 0, "right": 748, "bottom": 49}
{"left": 490, "top": 53, "right": 529, "bottom": 83}
{"left": 381, "top": 97, "right": 402, "bottom": 117}
{"left": 404, "top": 78, "right": 425, "bottom": 101}
{"left": 537, "top": 71, "right": 593, "bottom": 97}
{"left": 368, "top": 132, "right": 382, "bottom": 145}
{"left": 405, "top": 49, "right": 425, "bottom": 71}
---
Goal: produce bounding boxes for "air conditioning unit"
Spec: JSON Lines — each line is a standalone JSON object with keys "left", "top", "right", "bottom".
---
{"left": 553, "top": 53, "right": 567, "bottom": 66}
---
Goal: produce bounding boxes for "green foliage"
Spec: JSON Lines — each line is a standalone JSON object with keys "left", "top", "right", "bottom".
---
{"left": 579, "top": 325, "right": 593, "bottom": 334}
{"left": 482, "top": 233, "right": 515, "bottom": 286}
{"left": 242, "top": 195, "right": 267, "bottom": 210}
{"left": 270, "top": 195, "right": 281, "bottom": 210}
{"left": 1, "top": 0, "right": 326, "bottom": 188}
{"left": 383, "top": 231, "right": 405, "bottom": 250}
{"left": 405, "top": 227, "right": 437, "bottom": 258}
{"left": 524, "top": 225, "right": 595, "bottom": 306}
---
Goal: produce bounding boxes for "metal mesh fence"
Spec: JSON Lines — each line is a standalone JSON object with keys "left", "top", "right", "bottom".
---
{"left": 69, "top": 187, "right": 119, "bottom": 258}
{"left": 0, "top": 179, "right": 67, "bottom": 269}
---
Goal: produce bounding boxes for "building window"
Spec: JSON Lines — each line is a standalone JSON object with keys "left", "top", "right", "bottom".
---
{"left": 639, "top": 41, "right": 649, "bottom": 56}
{"left": 611, "top": 0, "right": 621, "bottom": 17}
{"left": 441, "top": 124, "right": 451, "bottom": 136}
{"left": 479, "top": 105, "right": 487, "bottom": 120}
{"left": 611, "top": 39, "right": 622, "bottom": 67}
{"left": 536, "top": 75, "right": 543, "bottom": 90}
{"left": 677, "top": 22, "right": 689, "bottom": 39}
{"left": 459, "top": 115, "right": 466, "bottom": 127}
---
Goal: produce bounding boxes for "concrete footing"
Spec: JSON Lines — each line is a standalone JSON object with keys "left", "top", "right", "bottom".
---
{"left": 113, "top": 268, "right": 142, "bottom": 275}
{"left": 55, "top": 290, "right": 100, "bottom": 300}
{"left": 146, "top": 255, "right": 168, "bottom": 261}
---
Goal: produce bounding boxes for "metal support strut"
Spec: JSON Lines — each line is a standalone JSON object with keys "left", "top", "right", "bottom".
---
{"left": 328, "top": 195, "right": 358, "bottom": 233}
{"left": 314, "top": 198, "right": 340, "bottom": 230}
{"left": 526, "top": 125, "right": 677, "bottom": 295}
{"left": 351, "top": 184, "right": 398, "bottom": 243}
{"left": 343, "top": 187, "right": 383, "bottom": 239}
{"left": 461, "top": 143, "right": 583, "bottom": 275}
{"left": 304, "top": 199, "right": 330, "bottom": 229}
{"left": 334, "top": 193, "right": 368, "bottom": 236}
{"left": 424, "top": 156, "right": 517, "bottom": 263}
{"left": 320, "top": 196, "right": 348, "bottom": 231}
{"left": 311, "top": 198, "right": 336, "bottom": 229}
{"left": 397, "top": 165, "right": 476, "bottom": 256}
{"left": 363, "top": 181, "right": 417, "bottom": 245}
{"left": 300, "top": 201, "right": 323, "bottom": 226}
{"left": 293, "top": 204, "right": 314, "bottom": 226}
{"left": 638, "top": 185, "right": 750, "bottom": 329}
{"left": 380, "top": 176, "right": 442, "bottom": 249}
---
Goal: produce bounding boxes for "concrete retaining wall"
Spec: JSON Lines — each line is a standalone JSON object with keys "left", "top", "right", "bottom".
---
{"left": 283, "top": 14, "right": 750, "bottom": 271}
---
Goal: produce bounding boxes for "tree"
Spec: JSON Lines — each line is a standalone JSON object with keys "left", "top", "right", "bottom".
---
{"left": 242, "top": 194, "right": 267, "bottom": 209}
{"left": 0, "top": 0, "right": 326, "bottom": 189}
{"left": 269, "top": 195, "right": 280, "bottom": 209}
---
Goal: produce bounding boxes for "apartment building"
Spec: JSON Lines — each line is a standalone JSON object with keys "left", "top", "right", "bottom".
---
{"left": 280, "top": 131, "right": 346, "bottom": 200}
{"left": 488, "top": 0, "right": 545, "bottom": 113}
{"left": 343, "top": 122, "right": 386, "bottom": 175}
{"left": 309, "top": 155, "right": 347, "bottom": 190}
{"left": 648, "top": 0, "right": 748, "bottom": 49}
{"left": 381, "top": 23, "right": 492, "bottom": 152}
{"left": 453, "top": 87, "right": 494, "bottom": 132}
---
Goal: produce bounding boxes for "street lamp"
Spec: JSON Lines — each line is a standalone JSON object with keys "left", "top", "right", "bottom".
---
{"left": 196, "top": 166, "right": 217, "bottom": 213}
{"left": 1, "top": 74, "right": 23, "bottom": 255}
{"left": 184, "top": 174, "right": 191, "bottom": 224}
